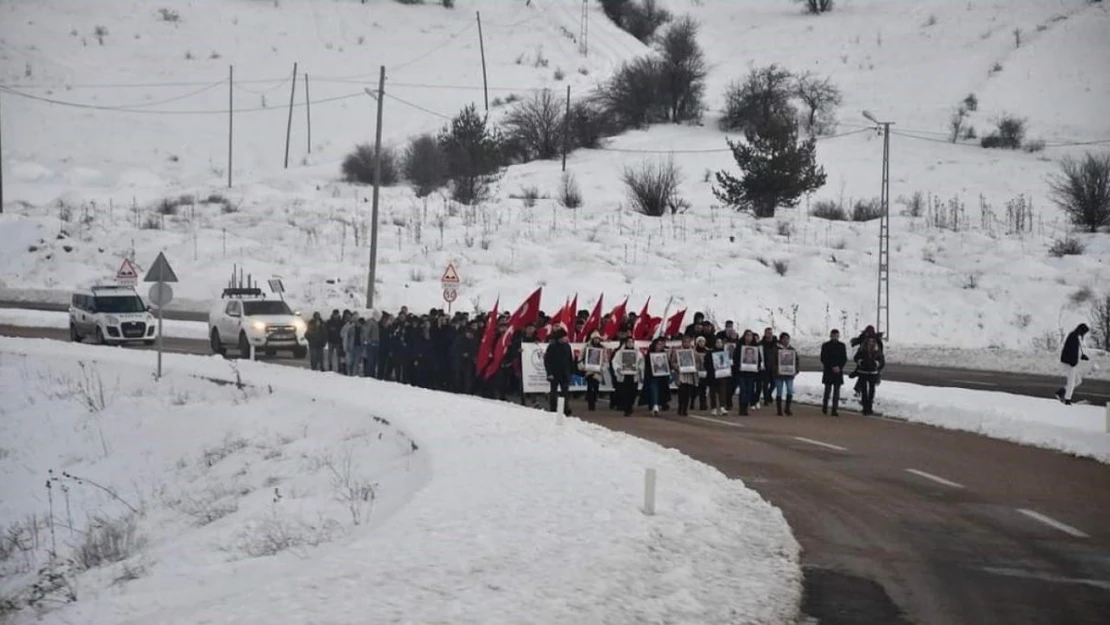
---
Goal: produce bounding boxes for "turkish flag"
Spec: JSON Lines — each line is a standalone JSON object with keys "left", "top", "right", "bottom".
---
{"left": 662, "top": 308, "right": 686, "bottom": 338}
{"left": 602, "top": 298, "right": 628, "bottom": 339}
{"left": 580, "top": 294, "right": 604, "bottom": 341}
{"left": 483, "top": 288, "right": 542, "bottom": 379}
{"left": 631, "top": 298, "right": 653, "bottom": 340}
{"left": 475, "top": 298, "right": 499, "bottom": 375}
{"left": 566, "top": 294, "right": 579, "bottom": 339}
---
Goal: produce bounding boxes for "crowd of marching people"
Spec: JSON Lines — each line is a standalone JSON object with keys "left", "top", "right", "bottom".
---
{"left": 299, "top": 301, "right": 889, "bottom": 418}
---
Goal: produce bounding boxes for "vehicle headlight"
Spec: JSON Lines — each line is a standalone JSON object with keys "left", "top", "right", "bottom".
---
{"left": 105, "top": 315, "right": 120, "bottom": 325}
{"left": 292, "top": 319, "right": 306, "bottom": 332}
{"left": 251, "top": 320, "right": 267, "bottom": 331}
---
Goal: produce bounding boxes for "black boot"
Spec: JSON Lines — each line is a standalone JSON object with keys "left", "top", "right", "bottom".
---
{"left": 775, "top": 397, "right": 783, "bottom": 416}
{"left": 785, "top": 396, "right": 793, "bottom": 416}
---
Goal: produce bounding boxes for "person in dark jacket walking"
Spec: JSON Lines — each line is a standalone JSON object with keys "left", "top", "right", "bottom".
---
{"left": 544, "top": 328, "right": 574, "bottom": 415}
{"left": 452, "top": 324, "right": 477, "bottom": 394}
{"left": 852, "top": 336, "right": 885, "bottom": 415}
{"left": 850, "top": 325, "right": 884, "bottom": 397}
{"left": 1056, "top": 323, "right": 1091, "bottom": 405}
{"left": 325, "top": 309, "right": 344, "bottom": 373}
{"left": 759, "top": 328, "right": 778, "bottom": 406}
{"left": 306, "top": 312, "right": 327, "bottom": 371}
{"left": 820, "top": 329, "right": 848, "bottom": 416}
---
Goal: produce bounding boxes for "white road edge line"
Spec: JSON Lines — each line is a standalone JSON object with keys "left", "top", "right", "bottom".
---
{"left": 1016, "top": 508, "right": 1090, "bottom": 538}
{"left": 689, "top": 414, "right": 746, "bottom": 428}
{"left": 793, "top": 436, "right": 848, "bottom": 452}
{"left": 905, "top": 468, "right": 965, "bottom": 489}
{"left": 952, "top": 380, "right": 998, "bottom": 387}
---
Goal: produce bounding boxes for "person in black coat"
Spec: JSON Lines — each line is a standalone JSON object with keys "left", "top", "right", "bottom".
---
{"left": 1056, "top": 323, "right": 1090, "bottom": 405}
{"left": 820, "top": 329, "right": 848, "bottom": 416}
{"left": 759, "top": 328, "right": 779, "bottom": 406}
{"left": 325, "top": 309, "right": 344, "bottom": 373}
{"left": 544, "top": 328, "right": 575, "bottom": 415}
{"left": 451, "top": 324, "right": 477, "bottom": 394}
{"left": 850, "top": 325, "right": 884, "bottom": 396}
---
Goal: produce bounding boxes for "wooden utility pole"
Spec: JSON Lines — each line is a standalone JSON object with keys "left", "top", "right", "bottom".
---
{"left": 304, "top": 73, "right": 312, "bottom": 153}
{"left": 476, "top": 11, "right": 489, "bottom": 112}
{"left": 227, "top": 65, "right": 233, "bottom": 188}
{"left": 283, "top": 62, "right": 298, "bottom": 169}
{"left": 562, "top": 85, "right": 571, "bottom": 172}
{"left": 0, "top": 91, "right": 4, "bottom": 213}
{"left": 366, "top": 65, "right": 386, "bottom": 310}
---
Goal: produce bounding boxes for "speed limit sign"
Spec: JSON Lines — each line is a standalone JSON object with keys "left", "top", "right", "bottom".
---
{"left": 443, "top": 287, "right": 458, "bottom": 311}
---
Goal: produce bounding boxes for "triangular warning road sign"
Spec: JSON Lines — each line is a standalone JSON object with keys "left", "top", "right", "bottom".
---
{"left": 143, "top": 252, "right": 179, "bottom": 283}
{"left": 116, "top": 258, "right": 140, "bottom": 282}
{"left": 441, "top": 262, "right": 460, "bottom": 284}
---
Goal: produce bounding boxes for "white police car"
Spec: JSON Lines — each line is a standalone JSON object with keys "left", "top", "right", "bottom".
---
{"left": 69, "top": 285, "right": 158, "bottom": 345}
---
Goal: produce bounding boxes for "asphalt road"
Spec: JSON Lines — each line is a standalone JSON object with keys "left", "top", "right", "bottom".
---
{"left": 3, "top": 297, "right": 1108, "bottom": 403}
{"left": 3, "top": 324, "right": 1110, "bottom": 623}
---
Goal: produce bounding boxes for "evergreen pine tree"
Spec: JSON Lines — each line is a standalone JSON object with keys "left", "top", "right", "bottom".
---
{"left": 438, "top": 104, "right": 504, "bottom": 205}
{"left": 713, "top": 116, "right": 826, "bottom": 218}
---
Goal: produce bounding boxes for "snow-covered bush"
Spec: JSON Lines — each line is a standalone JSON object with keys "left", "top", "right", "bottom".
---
{"left": 622, "top": 158, "right": 687, "bottom": 217}
{"left": 793, "top": 71, "right": 841, "bottom": 135}
{"left": 811, "top": 199, "right": 847, "bottom": 220}
{"left": 1048, "top": 152, "right": 1110, "bottom": 233}
{"left": 1048, "top": 236, "right": 1085, "bottom": 257}
{"left": 980, "top": 114, "right": 1026, "bottom": 149}
{"left": 656, "top": 15, "right": 708, "bottom": 123}
{"left": 596, "top": 57, "right": 667, "bottom": 129}
{"left": 558, "top": 172, "right": 583, "bottom": 208}
{"left": 402, "top": 134, "right": 448, "bottom": 197}
{"left": 502, "top": 89, "right": 564, "bottom": 162}
{"left": 341, "top": 144, "right": 400, "bottom": 186}
{"left": 796, "top": 0, "right": 833, "bottom": 14}
{"left": 438, "top": 104, "right": 505, "bottom": 205}
{"left": 75, "top": 513, "right": 145, "bottom": 570}
{"left": 601, "top": 0, "right": 672, "bottom": 43}
{"left": 719, "top": 65, "right": 796, "bottom": 134}
{"left": 851, "top": 198, "right": 883, "bottom": 222}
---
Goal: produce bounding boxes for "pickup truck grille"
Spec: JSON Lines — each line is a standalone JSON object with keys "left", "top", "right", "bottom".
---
{"left": 121, "top": 322, "right": 147, "bottom": 338}
{"left": 267, "top": 325, "right": 297, "bottom": 338}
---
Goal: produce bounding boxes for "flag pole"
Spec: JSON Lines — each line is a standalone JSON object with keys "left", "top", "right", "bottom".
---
{"left": 655, "top": 296, "right": 674, "bottom": 339}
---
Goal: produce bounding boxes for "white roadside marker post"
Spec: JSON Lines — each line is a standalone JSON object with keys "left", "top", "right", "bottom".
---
{"left": 1105, "top": 402, "right": 1109, "bottom": 434}
{"left": 643, "top": 468, "right": 656, "bottom": 516}
{"left": 250, "top": 344, "right": 256, "bottom": 362}
{"left": 556, "top": 396, "right": 565, "bottom": 424}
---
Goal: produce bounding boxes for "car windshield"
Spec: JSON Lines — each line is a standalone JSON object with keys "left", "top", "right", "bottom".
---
{"left": 243, "top": 301, "right": 293, "bottom": 316}
{"left": 94, "top": 296, "right": 146, "bottom": 314}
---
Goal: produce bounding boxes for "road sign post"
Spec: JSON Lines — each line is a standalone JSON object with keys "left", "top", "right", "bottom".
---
{"left": 143, "top": 252, "right": 179, "bottom": 380}
{"left": 441, "top": 262, "right": 460, "bottom": 313}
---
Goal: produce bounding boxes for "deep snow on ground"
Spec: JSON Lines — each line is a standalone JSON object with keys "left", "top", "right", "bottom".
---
{"left": 791, "top": 370, "right": 1110, "bottom": 463}
{"left": 1, "top": 0, "right": 1109, "bottom": 355}
{"left": 0, "top": 336, "right": 801, "bottom": 625}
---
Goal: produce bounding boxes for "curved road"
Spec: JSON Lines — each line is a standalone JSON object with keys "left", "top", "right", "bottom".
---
{"left": 3, "top": 324, "right": 1109, "bottom": 624}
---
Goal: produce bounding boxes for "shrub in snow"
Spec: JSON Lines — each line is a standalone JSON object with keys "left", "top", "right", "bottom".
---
{"left": 714, "top": 115, "right": 827, "bottom": 218}
{"left": 438, "top": 104, "right": 505, "bottom": 205}
{"left": 980, "top": 114, "right": 1026, "bottom": 149}
{"left": 403, "top": 134, "right": 448, "bottom": 197}
{"left": 558, "top": 172, "right": 583, "bottom": 208}
{"left": 1069, "top": 286, "right": 1094, "bottom": 306}
{"left": 898, "top": 191, "right": 925, "bottom": 217}
{"left": 796, "top": 0, "right": 833, "bottom": 14}
{"left": 596, "top": 56, "right": 667, "bottom": 129}
{"left": 342, "top": 144, "right": 400, "bottom": 186}
{"left": 75, "top": 513, "right": 145, "bottom": 570}
{"left": 1048, "top": 236, "right": 1085, "bottom": 258}
{"left": 949, "top": 106, "right": 969, "bottom": 143}
{"left": 1090, "top": 294, "right": 1110, "bottom": 351}
{"left": 1023, "top": 138, "right": 1046, "bottom": 153}
{"left": 601, "top": 0, "right": 671, "bottom": 43}
{"left": 393, "top": 0, "right": 424, "bottom": 5}
{"left": 622, "top": 158, "right": 688, "bottom": 217}
{"left": 810, "top": 199, "right": 846, "bottom": 220}
{"left": 94, "top": 25, "right": 108, "bottom": 45}
{"left": 1048, "top": 152, "right": 1110, "bottom": 232}
{"left": 515, "top": 185, "right": 542, "bottom": 207}
{"left": 655, "top": 15, "right": 708, "bottom": 124}
{"left": 719, "top": 65, "right": 796, "bottom": 134}
{"left": 158, "top": 8, "right": 180, "bottom": 22}
{"left": 566, "top": 99, "right": 620, "bottom": 149}
{"left": 502, "top": 89, "right": 564, "bottom": 162}
{"left": 793, "top": 71, "right": 841, "bottom": 135}
{"left": 963, "top": 93, "right": 979, "bottom": 112}
{"left": 441, "top": 0, "right": 454, "bottom": 7}
{"left": 772, "top": 259, "right": 789, "bottom": 276}
{"left": 851, "top": 197, "right": 883, "bottom": 222}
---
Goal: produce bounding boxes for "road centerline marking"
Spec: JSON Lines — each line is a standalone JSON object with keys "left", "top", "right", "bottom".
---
{"left": 793, "top": 436, "right": 848, "bottom": 452}
{"left": 905, "top": 468, "right": 965, "bottom": 489}
{"left": 688, "top": 414, "right": 746, "bottom": 428}
{"left": 1016, "top": 508, "right": 1089, "bottom": 538}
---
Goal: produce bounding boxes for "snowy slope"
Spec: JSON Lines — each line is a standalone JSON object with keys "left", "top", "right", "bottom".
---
{"left": 0, "top": 336, "right": 801, "bottom": 624}
{"left": 1, "top": 0, "right": 1109, "bottom": 354}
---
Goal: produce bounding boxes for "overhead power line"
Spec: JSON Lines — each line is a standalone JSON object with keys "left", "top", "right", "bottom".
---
{"left": 890, "top": 129, "right": 1110, "bottom": 148}
{"left": 0, "top": 84, "right": 366, "bottom": 115}
{"left": 589, "top": 127, "right": 874, "bottom": 154}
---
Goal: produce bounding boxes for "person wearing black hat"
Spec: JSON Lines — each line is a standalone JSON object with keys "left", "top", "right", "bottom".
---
{"left": 544, "top": 328, "right": 574, "bottom": 415}
{"left": 1056, "top": 323, "right": 1091, "bottom": 405}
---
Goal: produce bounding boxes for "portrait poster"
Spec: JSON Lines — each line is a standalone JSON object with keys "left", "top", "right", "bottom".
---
{"left": 618, "top": 350, "right": 639, "bottom": 376}
{"left": 584, "top": 347, "right": 603, "bottom": 373}
{"left": 712, "top": 350, "right": 731, "bottom": 378}
{"left": 778, "top": 350, "right": 796, "bottom": 376}
{"left": 739, "top": 345, "right": 760, "bottom": 373}
{"left": 649, "top": 352, "right": 670, "bottom": 377}
{"left": 676, "top": 349, "right": 697, "bottom": 374}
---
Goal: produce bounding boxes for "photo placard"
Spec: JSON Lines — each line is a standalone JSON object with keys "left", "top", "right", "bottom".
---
{"left": 712, "top": 350, "right": 731, "bottom": 378}
{"left": 777, "top": 349, "right": 796, "bottom": 376}
{"left": 649, "top": 352, "right": 671, "bottom": 377}
{"left": 738, "top": 345, "right": 760, "bottom": 373}
{"left": 675, "top": 349, "right": 697, "bottom": 374}
{"left": 618, "top": 349, "right": 639, "bottom": 376}
{"left": 584, "top": 347, "right": 603, "bottom": 373}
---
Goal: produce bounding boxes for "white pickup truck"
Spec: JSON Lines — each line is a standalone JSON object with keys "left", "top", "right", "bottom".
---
{"left": 208, "top": 288, "right": 307, "bottom": 358}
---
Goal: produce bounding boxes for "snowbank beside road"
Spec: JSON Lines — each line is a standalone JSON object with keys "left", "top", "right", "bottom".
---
{"left": 0, "top": 337, "right": 801, "bottom": 625}
{"left": 793, "top": 373, "right": 1110, "bottom": 463}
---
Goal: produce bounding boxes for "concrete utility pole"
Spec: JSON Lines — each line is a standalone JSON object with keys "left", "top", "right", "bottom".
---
{"left": 366, "top": 66, "right": 386, "bottom": 310}
{"left": 863, "top": 110, "right": 894, "bottom": 341}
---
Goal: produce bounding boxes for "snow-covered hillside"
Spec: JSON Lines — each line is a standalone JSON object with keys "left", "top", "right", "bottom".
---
{"left": 1, "top": 0, "right": 1109, "bottom": 353}
{"left": 0, "top": 337, "right": 801, "bottom": 624}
